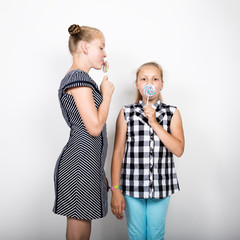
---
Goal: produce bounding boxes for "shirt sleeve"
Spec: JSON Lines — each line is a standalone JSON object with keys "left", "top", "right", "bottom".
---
{"left": 169, "top": 105, "right": 177, "bottom": 117}
{"left": 123, "top": 105, "right": 131, "bottom": 123}
{"left": 62, "top": 70, "right": 99, "bottom": 93}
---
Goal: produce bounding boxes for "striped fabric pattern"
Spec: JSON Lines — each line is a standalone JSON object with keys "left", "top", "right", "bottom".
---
{"left": 53, "top": 70, "right": 108, "bottom": 220}
{"left": 121, "top": 100, "right": 180, "bottom": 199}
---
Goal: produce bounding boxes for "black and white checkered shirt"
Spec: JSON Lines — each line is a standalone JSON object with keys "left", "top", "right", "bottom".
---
{"left": 120, "top": 100, "right": 180, "bottom": 199}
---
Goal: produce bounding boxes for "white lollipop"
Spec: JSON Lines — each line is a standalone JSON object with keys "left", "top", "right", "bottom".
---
{"left": 143, "top": 84, "right": 156, "bottom": 105}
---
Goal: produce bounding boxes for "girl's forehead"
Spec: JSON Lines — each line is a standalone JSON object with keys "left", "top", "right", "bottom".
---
{"left": 91, "top": 34, "right": 105, "bottom": 45}
{"left": 138, "top": 66, "right": 161, "bottom": 76}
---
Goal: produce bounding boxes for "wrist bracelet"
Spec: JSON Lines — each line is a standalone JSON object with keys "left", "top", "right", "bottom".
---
{"left": 110, "top": 185, "right": 121, "bottom": 191}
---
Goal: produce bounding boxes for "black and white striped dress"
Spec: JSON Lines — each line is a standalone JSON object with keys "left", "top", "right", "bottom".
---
{"left": 53, "top": 70, "right": 108, "bottom": 220}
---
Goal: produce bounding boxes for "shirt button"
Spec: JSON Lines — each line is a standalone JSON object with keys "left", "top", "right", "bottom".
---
{"left": 150, "top": 164, "right": 153, "bottom": 172}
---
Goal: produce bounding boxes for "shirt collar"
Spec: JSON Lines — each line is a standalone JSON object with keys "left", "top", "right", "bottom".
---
{"left": 138, "top": 100, "right": 161, "bottom": 110}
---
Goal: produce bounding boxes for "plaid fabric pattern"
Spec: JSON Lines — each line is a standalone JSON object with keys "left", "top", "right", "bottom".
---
{"left": 121, "top": 100, "right": 180, "bottom": 199}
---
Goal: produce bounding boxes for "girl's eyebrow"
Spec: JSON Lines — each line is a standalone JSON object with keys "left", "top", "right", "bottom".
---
{"left": 139, "top": 74, "right": 160, "bottom": 77}
{"left": 98, "top": 42, "right": 105, "bottom": 47}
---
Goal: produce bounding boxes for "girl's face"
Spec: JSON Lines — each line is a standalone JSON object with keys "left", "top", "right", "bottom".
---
{"left": 136, "top": 66, "right": 163, "bottom": 103}
{"left": 87, "top": 35, "right": 107, "bottom": 70}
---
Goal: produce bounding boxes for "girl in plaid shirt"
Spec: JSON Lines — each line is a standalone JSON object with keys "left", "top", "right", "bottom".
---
{"left": 111, "top": 62, "right": 185, "bottom": 240}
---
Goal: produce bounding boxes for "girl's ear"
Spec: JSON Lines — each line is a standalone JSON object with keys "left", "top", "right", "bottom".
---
{"left": 160, "top": 80, "right": 164, "bottom": 90}
{"left": 79, "top": 41, "right": 88, "bottom": 55}
{"left": 135, "top": 80, "right": 138, "bottom": 89}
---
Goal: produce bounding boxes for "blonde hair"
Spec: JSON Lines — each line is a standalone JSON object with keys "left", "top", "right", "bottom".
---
{"left": 135, "top": 62, "right": 164, "bottom": 103}
{"left": 68, "top": 24, "right": 102, "bottom": 55}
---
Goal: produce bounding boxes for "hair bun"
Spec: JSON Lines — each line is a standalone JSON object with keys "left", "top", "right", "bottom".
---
{"left": 68, "top": 24, "right": 81, "bottom": 35}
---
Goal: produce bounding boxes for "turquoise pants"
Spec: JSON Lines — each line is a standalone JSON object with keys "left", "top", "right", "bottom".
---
{"left": 124, "top": 195, "right": 170, "bottom": 240}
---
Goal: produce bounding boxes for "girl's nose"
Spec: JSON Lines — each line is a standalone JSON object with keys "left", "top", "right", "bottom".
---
{"left": 147, "top": 79, "right": 153, "bottom": 84}
{"left": 104, "top": 50, "right": 107, "bottom": 58}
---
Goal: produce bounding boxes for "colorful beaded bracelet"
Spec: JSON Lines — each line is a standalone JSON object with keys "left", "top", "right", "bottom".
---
{"left": 110, "top": 185, "right": 121, "bottom": 191}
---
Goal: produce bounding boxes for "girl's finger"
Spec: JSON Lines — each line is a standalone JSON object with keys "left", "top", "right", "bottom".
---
{"left": 122, "top": 201, "right": 125, "bottom": 213}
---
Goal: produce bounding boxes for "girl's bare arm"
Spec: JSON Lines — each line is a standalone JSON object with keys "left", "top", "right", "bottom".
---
{"left": 144, "top": 107, "right": 185, "bottom": 157}
{"left": 111, "top": 109, "right": 127, "bottom": 219}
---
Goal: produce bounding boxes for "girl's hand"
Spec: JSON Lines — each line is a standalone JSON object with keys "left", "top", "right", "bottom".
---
{"left": 111, "top": 189, "right": 125, "bottom": 220}
{"left": 100, "top": 76, "right": 114, "bottom": 99}
{"left": 144, "top": 105, "right": 157, "bottom": 126}
{"left": 106, "top": 178, "right": 110, "bottom": 192}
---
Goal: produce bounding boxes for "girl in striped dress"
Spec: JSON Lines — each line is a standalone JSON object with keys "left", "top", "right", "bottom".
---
{"left": 111, "top": 62, "right": 184, "bottom": 240}
{"left": 53, "top": 24, "right": 114, "bottom": 240}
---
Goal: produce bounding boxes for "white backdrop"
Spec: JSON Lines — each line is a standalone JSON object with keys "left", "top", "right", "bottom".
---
{"left": 1, "top": 0, "right": 240, "bottom": 239}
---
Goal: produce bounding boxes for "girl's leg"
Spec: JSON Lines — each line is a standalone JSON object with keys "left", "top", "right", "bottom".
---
{"left": 124, "top": 195, "right": 147, "bottom": 240}
{"left": 146, "top": 196, "right": 170, "bottom": 240}
{"left": 66, "top": 217, "right": 91, "bottom": 240}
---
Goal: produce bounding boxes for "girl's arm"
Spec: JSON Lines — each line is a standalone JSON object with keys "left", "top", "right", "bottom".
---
{"left": 67, "top": 76, "right": 114, "bottom": 137}
{"left": 111, "top": 109, "right": 127, "bottom": 220}
{"left": 144, "top": 106, "right": 185, "bottom": 157}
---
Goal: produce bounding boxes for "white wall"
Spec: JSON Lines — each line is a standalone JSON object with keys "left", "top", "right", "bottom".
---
{"left": 1, "top": 0, "right": 240, "bottom": 239}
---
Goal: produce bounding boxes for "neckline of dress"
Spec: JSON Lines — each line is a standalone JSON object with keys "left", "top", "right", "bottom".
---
{"left": 65, "top": 69, "right": 89, "bottom": 77}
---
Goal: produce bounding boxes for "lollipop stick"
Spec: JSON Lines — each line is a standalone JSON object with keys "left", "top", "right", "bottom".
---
{"left": 147, "top": 96, "right": 149, "bottom": 105}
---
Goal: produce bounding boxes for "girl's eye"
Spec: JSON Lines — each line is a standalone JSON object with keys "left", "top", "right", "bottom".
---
{"left": 141, "top": 78, "right": 146, "bottom": 81}
{"left": 154, "top": 78, "right": 159, "bottom": 81}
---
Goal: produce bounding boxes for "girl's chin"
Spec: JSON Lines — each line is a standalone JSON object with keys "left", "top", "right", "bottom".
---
{"left": 143, "top": 97, "right": 159, "bottom": 102}
{"left": 93, "top": 66, "right": 102, "bottom": 70}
